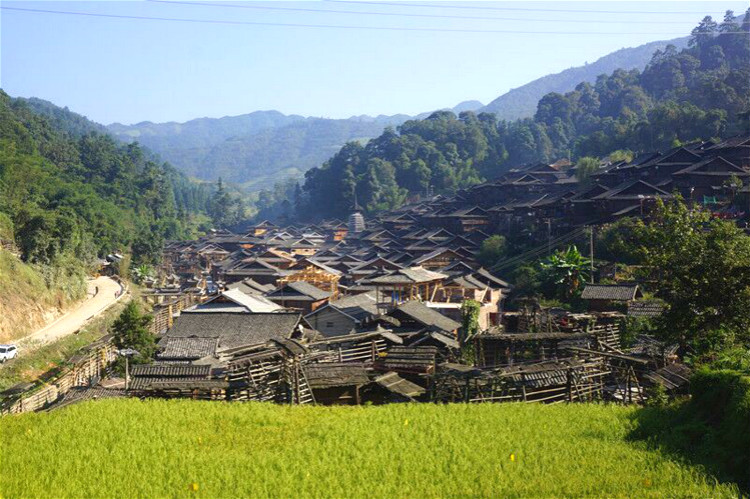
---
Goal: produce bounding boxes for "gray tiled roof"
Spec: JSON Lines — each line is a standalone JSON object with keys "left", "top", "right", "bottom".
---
{"left": 166, "top": 311, "right": 302, "bottom": 350}
{"left": 627, "top": 300, "right": 665, "bottom": 317}
{"left": 581, "top": 284, "right": 639, "bottom": 301}
{"left": 157, "top": 337, "right": 218, "bottom": 360}
{"left": 327, "top": 292, "right": 380, "bottom": 322}
{"left": 374, "top": 371, "right": 425, "bottom": 398}
{"left": 267, "top": 281, "right": 331, "bottom": 301}
{"left": 392, "top": 300, "right": 461, "bottom": 333}
{"left": 130, "top": 364, "right": 211, "bottom": 377}
{"left": 304, "top": 362, "right": 370, "bottom": 388}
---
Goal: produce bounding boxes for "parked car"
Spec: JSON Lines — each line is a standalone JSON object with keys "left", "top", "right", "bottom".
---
{"left": 0, "top": 344, "right": 18, "bottom": 362}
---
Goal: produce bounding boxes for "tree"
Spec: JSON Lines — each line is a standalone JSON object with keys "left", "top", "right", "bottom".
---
{"left": 539, "top": 246, "right": 591, "bottom": 299}
{"left": 478, "top": 235, "right": 507, "bottom": 267}
{"left": 641, "top": 198, "right": 750, "bottom": 355}
{"left": 111, "top": 301, "right": 156, "bottom": 364}
{"left": 209, "top": 178, "right": 233, "bottom": 229}
{"left": 460, "top": 299, "right": 481, "bottom": 344}
{"left": 596, "top": 218, "right": 649, "bottom": 265}
{"left": 689, "top": 15, "right": 718, "bottom": 48}
{"left": 575, "top": 157, "right": 600, "bottom": 185}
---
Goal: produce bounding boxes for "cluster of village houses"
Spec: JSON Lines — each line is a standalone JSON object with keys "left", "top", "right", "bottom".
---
{"left": 111, "top": 136, "right": 750, "bottom": 406}
{"left": 8, "top": 136, "right": 747, "bottom": 411}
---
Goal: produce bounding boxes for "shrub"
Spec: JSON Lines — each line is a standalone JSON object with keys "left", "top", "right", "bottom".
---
{"left": 635, "top": 369, "right": 750, "bottom": 491}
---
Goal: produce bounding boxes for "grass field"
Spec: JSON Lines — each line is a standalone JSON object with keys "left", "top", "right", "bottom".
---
{"left": 0, "top": 399, "right": 739, "bottom": 499}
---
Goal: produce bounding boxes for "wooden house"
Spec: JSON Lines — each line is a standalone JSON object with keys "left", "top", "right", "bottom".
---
{"left": 222, "top": 258, "right": 284, "bottom": 286}
{"left": 265, "top": 281, "right": 331, "bottom": 314}
{"left": 580, "top": 284, "right": 642, "bottom": 312}
{"left": 304, "top": 291, "right": 380, "bottom": 337}
{"left": 281, "top": 260, "right": 341, "bottom": 296}
{"left": 303, "top": 362, "right": 370, "bottom": 405}
{"left": 387, "top": 300, "right": 461, "bottom": 336}
{"left": 165, "top": 310, "right": 307, "bottom": 352}
{"left": 366, "top": 267, "right": 447, "bottom": 305}
{"left": 412, "top": 247, "right": 466, "bottom": 270}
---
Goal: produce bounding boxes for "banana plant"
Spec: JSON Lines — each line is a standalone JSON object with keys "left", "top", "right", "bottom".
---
{"left": 539, "top": 245, "right": 591, "bottom": 299}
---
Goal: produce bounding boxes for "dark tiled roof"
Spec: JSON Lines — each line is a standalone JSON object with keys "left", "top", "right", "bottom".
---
{"left": 374, "top": 371, "right": 425, "bottom": 398}
{"left": 166, "top": 312, "right": 301, "bottom": 350}
{"left": 157, "top": 337, "right": 218, "bottom": 360}
{"left": 327, "top": 292, "right": 380, "bottom": 322}
{"left": 304, "top": 362, "right": 370, "bottom": 388}
{"left": 392, "top": 301, "right": 461, "bottom": 333}
{"left": 267, "top": 281, "right": 330, "bottom": 301}
{"left": 643, "top": 363, "right": 692, "bottom": 391}
{"left": 141, "top": 379, "right": 229, "bottom": 391}
{"left": 581, "top": 284, "right": 639, "bottom": 301}
{"left": 130, "top": 364, "right": 212, "bottom": 377}
{"left": 49, "top": 387, "right": 126, "bottom": 410}
{"left": 627, "top": 300, "right": 665, "bottom": 317}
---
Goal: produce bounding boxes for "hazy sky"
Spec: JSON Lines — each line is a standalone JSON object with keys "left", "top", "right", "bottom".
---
{"left": 1, "top": 0, "right": 745, "bottom": 125}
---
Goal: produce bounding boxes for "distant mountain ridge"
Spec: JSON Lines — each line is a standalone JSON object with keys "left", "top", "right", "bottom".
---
{"left": 109, "top": 112, "right": 412, "bottom": 190}
{"left": 481, "top": 36, "right": 690, "bottom": 120}
{"left": 105, "top": 35, "right": 689, "bottom": 191}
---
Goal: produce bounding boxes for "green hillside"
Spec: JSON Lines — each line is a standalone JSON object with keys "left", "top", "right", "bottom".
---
{"left": 0, "top": 400, "right": 739, "bottom": 499}
{"left": 0, "top": 90, "right": 211, "bottom": 267}
{"left": 298, "top": 12, "right": 750, "bottom": 220}
{"left": 0, "top": 249, "right": 85, "bottom": 344}
{"left": 481, "top": 37, "right": 690, "bottom": 120}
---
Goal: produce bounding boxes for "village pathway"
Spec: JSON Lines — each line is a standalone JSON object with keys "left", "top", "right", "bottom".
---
{"left": 12, "top": 276, "right": 124, "bottom": 355}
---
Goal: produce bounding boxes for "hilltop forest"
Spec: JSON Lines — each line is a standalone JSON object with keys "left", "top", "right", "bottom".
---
{"left": 295, "top": 11, "right": 750, "bottom": 220}
{"left": 0, "top": 91, "right": 212, "bottom": 283}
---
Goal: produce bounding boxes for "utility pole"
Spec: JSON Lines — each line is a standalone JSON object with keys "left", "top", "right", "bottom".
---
{"left": 589, "top": 226, "right": 595, "bottom": 284}
{"left": 545, "top": 218, "right": 552, "bottom": 255}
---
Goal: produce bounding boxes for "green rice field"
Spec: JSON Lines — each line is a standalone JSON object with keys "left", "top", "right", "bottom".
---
{"left": 0, "top": 399, "right": 739, "bottom": 499}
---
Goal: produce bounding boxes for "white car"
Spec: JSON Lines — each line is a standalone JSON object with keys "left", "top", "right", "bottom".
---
{"left": 0, "top": 344, "right": 18, "bottom": 362}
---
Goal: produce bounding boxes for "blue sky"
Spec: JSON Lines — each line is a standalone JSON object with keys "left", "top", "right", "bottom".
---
{"left": 1, "top": 0, "right": 745, "bottom": 125}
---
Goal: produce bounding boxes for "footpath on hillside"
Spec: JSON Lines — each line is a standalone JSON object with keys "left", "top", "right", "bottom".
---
{"left": 11, "top": 276, "right": 124, "bottom": 356}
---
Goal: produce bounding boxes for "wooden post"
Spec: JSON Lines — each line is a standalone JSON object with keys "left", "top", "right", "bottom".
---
{"left": 295, "top": 361, "right": 300, "bottom": 405}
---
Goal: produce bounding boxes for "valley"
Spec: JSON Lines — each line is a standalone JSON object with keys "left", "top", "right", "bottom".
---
{"left": 1, "top": 4, "right": 749, "bottom": 499}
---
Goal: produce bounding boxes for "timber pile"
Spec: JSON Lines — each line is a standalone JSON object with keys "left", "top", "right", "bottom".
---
{"left": 309, "top": 331, "right": 401, "bottom": 364}
{"left": 225, "top": 340, "right": 316, "bottom": 404}
{"left": 374, "top": 346, "right": 439, "bottom": 374}
{"left": 474, "top": 330, "right": 593, "bottom": 367}
{"left": 431, "top": 357, "right": 609, "bottom": 404}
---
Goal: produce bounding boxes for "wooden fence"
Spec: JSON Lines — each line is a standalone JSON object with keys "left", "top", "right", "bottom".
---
{"left": 149, "top": 294, "right": 205, "bottom": 335}
{"left": 1, "top": 338, "right": 118, "bottom": 415}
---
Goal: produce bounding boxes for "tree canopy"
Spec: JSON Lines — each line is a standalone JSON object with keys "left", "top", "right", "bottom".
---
{"left": 0, "top": 90, "right": 211, "bottom": 267}
{"left": 288, "top": 11, "right": 749, "bottom": 221}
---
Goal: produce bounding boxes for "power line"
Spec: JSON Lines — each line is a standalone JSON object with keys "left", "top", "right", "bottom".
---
{"left": 2, "top": 5, "right": 726, "bottom": 35}
{"left": 147, "top": 0, "right": 703, "bottom": 25}
{"left": 328, "top": 0, "right": 742, "bottom": 16}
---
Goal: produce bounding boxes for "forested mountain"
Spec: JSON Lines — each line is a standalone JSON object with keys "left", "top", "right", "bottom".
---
{"left": 297, "top": 12, "right": 750, "bottom": 221}
{"left": 108, "top": 112, "right": 411, "bottom": 190}
{"left": 0, "top": 90, "right": 212, "bottom": 272}
{"left": 106, "top": 35, "right": 691, "bottom": 193}
{"left": 481, "top": 37, "right": 690, "bottom": 120}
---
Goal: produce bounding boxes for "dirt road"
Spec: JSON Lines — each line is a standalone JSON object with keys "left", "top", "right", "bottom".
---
{"left": 15, "top": 276, "right": 124, "bottom": 351}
